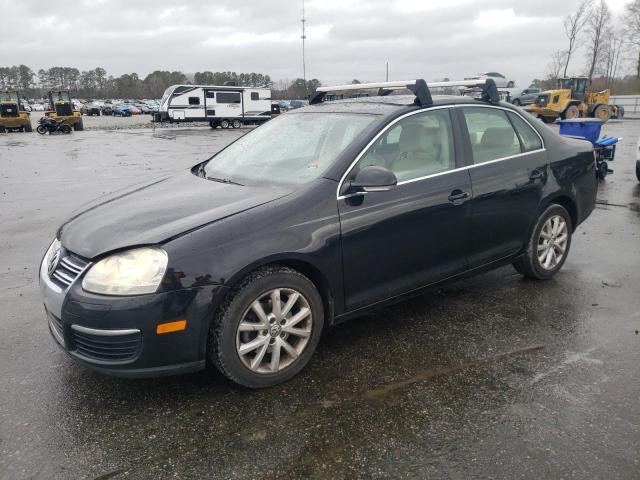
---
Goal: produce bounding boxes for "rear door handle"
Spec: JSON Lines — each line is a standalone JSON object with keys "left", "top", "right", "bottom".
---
{"left": 530, "top": 169, "right": 544, "bottom": 180}
{"left": 448, "top": 190, "right": 471, "bottom": 204}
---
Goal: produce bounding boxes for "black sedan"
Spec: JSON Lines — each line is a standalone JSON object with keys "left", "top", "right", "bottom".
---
{"left": 40, "top": 82, "right": 597, "bottom": 388}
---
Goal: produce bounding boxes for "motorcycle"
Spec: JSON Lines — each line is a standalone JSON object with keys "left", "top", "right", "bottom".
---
{"left": 36, "top": 116, "right": 72, "bottom": 135}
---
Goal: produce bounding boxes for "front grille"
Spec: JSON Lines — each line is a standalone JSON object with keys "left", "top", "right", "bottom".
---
{"left": 535, "top": 94, "right": 550, "bottom": 107}
{"left": 71, "top": 328, "right": 141, "bottom": 363}
{"left": 50, "top": 252, "right": 89, "bottom": 289}
{"left": 0, "top": 103, "right": 19, "bottom": 117}
{"left": 55, "top": 103, "right": 72, "bottom": 116}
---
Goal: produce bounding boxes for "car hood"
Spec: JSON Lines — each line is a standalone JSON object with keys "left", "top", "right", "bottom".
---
{"left": 58, "top": 170, "right": 291, "bottom": 259}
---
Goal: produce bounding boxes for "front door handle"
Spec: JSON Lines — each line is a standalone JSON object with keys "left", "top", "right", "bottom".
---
{"left": 448, "top": 190, "right": 471, "bottom": 204}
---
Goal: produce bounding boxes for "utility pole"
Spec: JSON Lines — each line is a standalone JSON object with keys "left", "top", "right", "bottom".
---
{"left": 301, "top": 0, "right": 307, "bottom": 88}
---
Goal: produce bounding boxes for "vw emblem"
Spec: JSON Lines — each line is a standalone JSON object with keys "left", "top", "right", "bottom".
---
{"left": 47, "top": 246, "right": 61, "bottom": 275}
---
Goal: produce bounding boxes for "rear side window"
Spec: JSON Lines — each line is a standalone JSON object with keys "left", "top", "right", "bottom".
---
{"left": 461, "top": 108, "right": 521, "bottom": 164}
{"left": 250, "top": 92, "right": 259, "bottom": 100}
{"left": 507, "top": 112, "right": 543, "bottom": 152}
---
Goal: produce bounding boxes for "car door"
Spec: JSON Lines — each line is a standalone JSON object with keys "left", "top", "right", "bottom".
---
{"left": 338, "top": 108, "right": 472, "bottom": 311}
{"left": 457, "top": 106, "right": 547, "bottom": 267}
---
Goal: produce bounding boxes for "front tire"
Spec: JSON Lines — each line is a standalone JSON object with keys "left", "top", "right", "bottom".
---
{"left": 563, "top": 105, "right": 580, "bottom": 120}
{"left": 513, "top": 99, "right": 521, "bottom": 106}
{"left": 36, "top": 125, "right": 46, "bottom": 135}
{"left": 635, "top": 160, "right": 640, "bottom": 182}
{"left": 24, "top": 121, "right": 33, "bottom": 132}
{"left": 232, "top": 119, "right": 242, "bottom": 129}
{"left": 513, "top": 204, "right": 572, "bottom": 280}
{"left": 209, "top": 266, "right": 324, "bottom": 388}
{"left": 74, "top": 118, "right": 84, "bottom": 131}
{"left": 594, "top": 105, "right": 611, "bottom": 122}
{"left": 507, "top": 81, "right": 515, "bottom": 88}
{"left": 540, "top": 116, "right": 557, "bottom": 124}
{"left": 220, "top": 119, "right": 230, "bottom": 129}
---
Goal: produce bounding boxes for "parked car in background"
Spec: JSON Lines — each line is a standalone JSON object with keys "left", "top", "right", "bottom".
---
{"left": 134, "top": 102, "right": 153, "bottom": 114}
{"left": 466, "top": 72, "right": 515, "bottom": 88}
{"left": 511, "top": 87, "right": 541, "bottom": 106}
{"left": 112, "top": 104, "right": 133, "bottom": 117}
{"left": 39, "top": 79, "right": 597, "bottom": 388}
{"left": 20, "top": 101, "right": 32, "bottom": 112}
{"left": 31, "top": 103, "right": 44, "bottom": 111}
{"left": 81, "top": 102, "right": 102, "bottom": 116}
{"left": 288, "top": 99, "right": 309, "bottom": 109}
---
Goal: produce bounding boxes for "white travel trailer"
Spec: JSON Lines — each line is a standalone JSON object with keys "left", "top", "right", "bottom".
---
{"left": 155, "top": 84, "right": 272, "bottom": 128}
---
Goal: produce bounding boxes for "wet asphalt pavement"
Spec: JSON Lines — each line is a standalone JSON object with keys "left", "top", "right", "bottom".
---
{"left": 1, "top": 121, "right": 639, "bottom": 480}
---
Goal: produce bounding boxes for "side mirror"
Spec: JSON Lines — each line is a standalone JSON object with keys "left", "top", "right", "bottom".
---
{"left": 349, "top": 165, "right": 397, "bottom": 193}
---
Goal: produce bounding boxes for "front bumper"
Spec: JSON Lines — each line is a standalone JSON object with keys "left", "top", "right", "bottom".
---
{"left": 40, "top": 249, "right": 226, "bottom": 377}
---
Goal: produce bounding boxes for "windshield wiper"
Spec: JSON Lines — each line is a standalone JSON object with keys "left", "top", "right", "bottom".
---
{"left": 206, "top": 175, "right": 244, "bottom": 186}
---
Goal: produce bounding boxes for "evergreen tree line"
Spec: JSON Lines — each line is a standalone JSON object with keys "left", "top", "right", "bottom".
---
{"left": 0, "top": 65, "right": 323, "bottom": 100}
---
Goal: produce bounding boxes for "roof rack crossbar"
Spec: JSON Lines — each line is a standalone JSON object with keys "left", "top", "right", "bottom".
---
{"left": 309, "top": 78, "right": 499, "bottom": 106}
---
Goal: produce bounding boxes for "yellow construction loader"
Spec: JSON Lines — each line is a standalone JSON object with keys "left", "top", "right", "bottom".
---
{"left": 528, "top": 77, "right": 623, "bottom": 124}
{"left": 0, "top": 89, "right": 32, "bottom": 132}
{"left": 45, "top": 90, "right": 83, "bottom": 130}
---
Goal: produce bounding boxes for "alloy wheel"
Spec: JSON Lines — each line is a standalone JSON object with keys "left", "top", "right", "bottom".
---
{"left": 537, "top": 215, "right": 568, "bottom": 270}
{"left": 235, "top": 288, "right": 313, "bottom": 374}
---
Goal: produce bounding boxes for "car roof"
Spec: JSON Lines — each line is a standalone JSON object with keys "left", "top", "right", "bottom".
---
{"left": 291, "top": 94, "right": 515, "bottom": 115}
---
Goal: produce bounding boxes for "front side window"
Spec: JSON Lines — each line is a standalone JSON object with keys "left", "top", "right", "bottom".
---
{"left": 251, "top": 92, "right": 259, "bottom": 100}
{"left": 350, "top": 109, "right": 455, "bottom": 184}
{"left": 461, "top": 108, "right": 521, "bottom": 164}
{"left": 205, "top": 91, "right": 215, "bottom": 99}
{"left": 203, "top": 113, "right": 376, "bottom": 186}
{"left": 188, "top": 97, "right": 200, "bottom": 105}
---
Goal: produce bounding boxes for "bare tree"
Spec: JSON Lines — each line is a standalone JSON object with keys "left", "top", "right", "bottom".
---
{"left": 625, "top": 0, "right": 640, "bottom": 77}
{"left": 548, "top": 50, "right": 567, "bottom": 81}
{"left": 563, "top": 0, "right": 592, "bottom": 77}
{"left": 585, "top": 0, "right": 612, "bottom": 83}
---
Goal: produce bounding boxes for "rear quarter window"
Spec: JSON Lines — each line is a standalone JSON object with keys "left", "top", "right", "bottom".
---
{"left": 507, "top": 112, "right": 543, "bottom": 152}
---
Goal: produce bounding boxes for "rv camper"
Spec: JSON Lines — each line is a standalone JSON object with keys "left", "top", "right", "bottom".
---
{"left": 155, "top": 84, "right": 272, "bottom": 128}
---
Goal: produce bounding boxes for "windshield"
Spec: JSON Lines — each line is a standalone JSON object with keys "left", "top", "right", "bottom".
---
{"left": 203, "top": 112, "right": 377, "bottom": 186}
{"left": 0, "top": 91, "right": 19, "bottom": 102}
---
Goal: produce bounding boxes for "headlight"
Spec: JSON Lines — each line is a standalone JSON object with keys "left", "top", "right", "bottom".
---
{"left": 82, "top": 247, "right": 168, "bottom": 296}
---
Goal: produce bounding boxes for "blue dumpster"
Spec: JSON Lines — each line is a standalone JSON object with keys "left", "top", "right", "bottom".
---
{"left": 558, "top": 118, "right": 603, "bottom": 144}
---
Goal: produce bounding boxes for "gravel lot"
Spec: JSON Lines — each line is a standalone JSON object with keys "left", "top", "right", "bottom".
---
{"left": 0, "top": 120, "right": 639, "bottom": 479}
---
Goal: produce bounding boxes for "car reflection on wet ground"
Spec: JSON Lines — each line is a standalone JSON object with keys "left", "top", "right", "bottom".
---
{"left": 0, "top": 120, "right": 638, "bottom": 479}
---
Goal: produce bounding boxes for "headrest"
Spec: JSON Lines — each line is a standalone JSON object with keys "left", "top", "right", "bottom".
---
{"left": 481, "top": 127, "right": 515, "bottom": 149}
{"left": 399, "top": 124, "right": 439, "bottom": 153}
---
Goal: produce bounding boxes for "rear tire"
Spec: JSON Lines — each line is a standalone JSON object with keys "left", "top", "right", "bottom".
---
{"left": 61, "top": 124, "right": 72, "bottom": 133}
{"left": 636, "top": 160, "right": 640, "bottom": 182}
{"left": 209, "top": 266, "right": 324, "bottom": 388}
{"left": 220, "top": 119, "right": 230, "bottom": 129}
{"left": 232, "top": 119, "right": 242, "bottom": 129}
{"left": 24, "top": 121, "right": 32, "bottom": 132}
{"left": 74, "top": 118, "right": 84, "bottom": 131}
{"left": 513, "top": 204, "right": 572, "bottom": 280}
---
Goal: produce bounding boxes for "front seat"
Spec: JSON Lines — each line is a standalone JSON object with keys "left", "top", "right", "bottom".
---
{"left": 390, "top": 124, "right": 440, "bottom": 181}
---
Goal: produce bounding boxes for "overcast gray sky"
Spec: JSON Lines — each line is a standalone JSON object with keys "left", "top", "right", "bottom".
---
{"left": 0, "top": 0, "right": 629, "bottom": 87}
